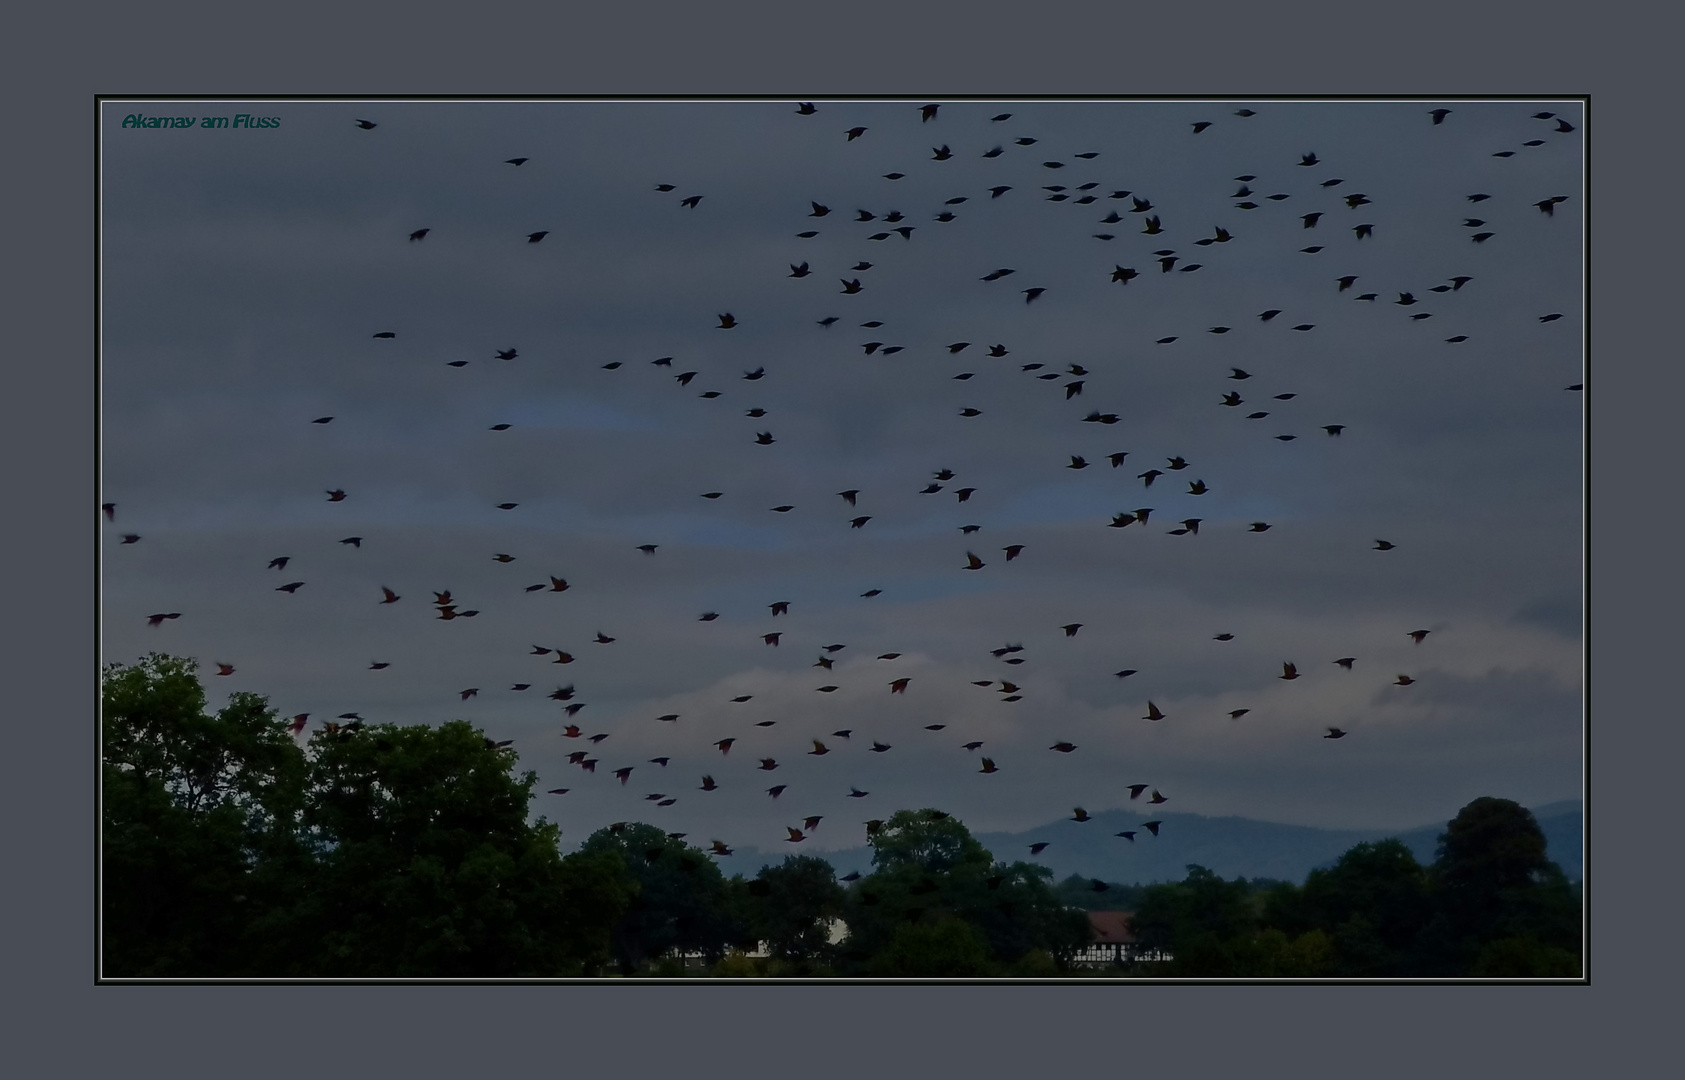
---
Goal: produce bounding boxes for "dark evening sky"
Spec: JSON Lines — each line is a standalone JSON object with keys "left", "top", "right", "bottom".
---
{"left": 99, "top": 98, "right": 1583, "bottom": 858}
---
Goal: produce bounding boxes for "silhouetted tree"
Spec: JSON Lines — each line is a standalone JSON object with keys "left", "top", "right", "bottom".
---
{"left": 103, "top": 655, "right": 635, "bottom": 977}
{"left": 1417, "top": 797, "right": 1580, "bottom": 976}
{"left": 1267, "top": 840, "right": 1433, "bottom": 975}
{"left": 579, "top": 824, "right": 747, "bottom": 973}
{"left": 748, "top": 855, "right": 846, "bottom": 971}
{"left": 838, "top": 809, "right": 1088, "bottom": 974}
{"left": 102, "top": 654, "right": 308, "bottom": 976}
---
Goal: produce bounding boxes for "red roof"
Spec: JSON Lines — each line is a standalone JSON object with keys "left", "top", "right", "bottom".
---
{"left": 1087, "top": 910, "right": 1137, "bottom": 944}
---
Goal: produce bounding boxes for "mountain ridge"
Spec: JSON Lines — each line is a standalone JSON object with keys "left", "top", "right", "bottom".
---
{"left": 716, "top": 800, "right": 1583, "bottom": 886}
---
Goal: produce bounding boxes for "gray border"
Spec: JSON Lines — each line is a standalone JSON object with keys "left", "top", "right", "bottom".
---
{"left": 11, "top": 0, "right": 1669, "bottom": 1074}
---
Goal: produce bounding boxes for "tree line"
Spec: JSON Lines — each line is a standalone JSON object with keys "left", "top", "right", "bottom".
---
{"left": 102, "top": 654, "right": 1579, "bottom": 978}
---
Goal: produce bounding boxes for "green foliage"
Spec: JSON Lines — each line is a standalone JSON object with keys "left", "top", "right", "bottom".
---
{"left": 102, "top": 655, "right": 636, "bottom": 977}
{"left": 1283, "top": 840, "right": 1433, "bottom": 975}
{"left": 278, "top": 719, "right": 603, "bottom": 976}
{"left": 102, "top": 654, "right": 309, "bottom": 976}
{"left": 1132, "top": 866, "right": 1343, "bottom": 976}
{"left": 839, "top": 809, "right": 1089, "bottom": 975}
{"left": 867, "top": 917, "right": 996, "bottom": 977}
{"left": 1469, "top": 936, "right": 1582, "bottom": 977}
{"left": 712, "top": 949, "right": 765, "bottom": 978}
{"left": 1415, "top": 797, "right": 1582, "bottom": 976}
{"left": 579, "top": 823, "right": 748, "bottom": 973}
{"left": 869, "top": 808, "right": 994, "bottom": 875}
{"left": 748, "top": 855, "right": 846, "bottom": 970}
{"left": 105, "top": 664, "right": 1582, "bottom": 981}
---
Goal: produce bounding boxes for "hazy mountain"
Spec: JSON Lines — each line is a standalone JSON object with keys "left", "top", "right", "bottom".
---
{"left": 721, "top": 800, "right": 1582, "bottom": 886}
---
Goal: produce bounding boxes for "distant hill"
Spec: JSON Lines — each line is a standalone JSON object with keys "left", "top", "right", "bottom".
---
{"left": 724, "top": 800, "right": 1582, "bottom": 886}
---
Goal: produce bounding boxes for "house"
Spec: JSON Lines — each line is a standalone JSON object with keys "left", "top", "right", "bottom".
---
{"left": 1072, "top": 911, "right": 1171, "bottom": 966}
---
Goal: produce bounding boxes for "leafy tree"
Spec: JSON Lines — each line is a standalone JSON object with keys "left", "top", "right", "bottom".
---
{"left": 868, "top": 808, "right": 994, "bottom": 876}
{"left": 1274, "top": 840, "right": 1432, "bottom": 976}
{"left": 578, "top": 823, "right": 748, "bottom": 973}
{"left": 1469, "top": 935, "right": 1581, "bottom": 977}
{"left": 554, "top": 848, "right": 643, "bottom": 976}
{"left": 103, "top": 655, "right": 635, "bottom": 977}
{"left": 867, "top": 917, "right": 996, "bottom": 977}
{"left": 1416, "top": 797, "right": 1581, "bottom": 976}
{"left": 748, "top": 855, "right": 846, "bottom": 972}
{"left": 967, "top": 860, "right": 1092, "bottom": 966}
{"left": 1129, "top": 865, "right": 1255, "bottom": 971}
{"left": 102, "top": 654, "right": 308, "bottom": 976}
{"left": 838, "top": 809, "right": 1089, "bottom": 974}
{"left": 285, "top": 719, "right": 614, "bottom": 976}
{"left": 1131, "top": 865, "right": 1333, "bottom": 976}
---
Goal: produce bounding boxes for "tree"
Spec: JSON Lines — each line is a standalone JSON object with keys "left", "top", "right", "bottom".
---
{"left": 748, "top": 855, "right": 846, "bottom": 972}
{"left": 1130, "top": 865, "right": 1333, "bottom": 976}
{"left": 1129, "top": 865, "right": 1256, "bottom": 975}
{"left": 1417, "top": 797, "right": 1581, "bottom": 976}
{"left": 578, "top": 824, "right": 747, "bottom": 973}
{"left": 284, "top": 719, "right": 616, "bottom": 976}
{"left": 867, "top": 917, "right": 996, "bottom": 977}
{"left": 103, "top": 655, "right": 635, "bottom": 977}
{"left": 868, "top": 808, "right": 994, "bottom": 876}
{"left": 102, "top": 654, "right": 308, "bottom": 976}
{"left": 838, "top": 809, "right": 1089, "bottom": 974}
{"left": 1287, "top": 840, "right": 1432, "bottom": 976}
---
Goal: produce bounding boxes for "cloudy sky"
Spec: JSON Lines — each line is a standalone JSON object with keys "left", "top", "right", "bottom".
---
{"left": 99, "top": 98, "right": 1583, "bottom": 860}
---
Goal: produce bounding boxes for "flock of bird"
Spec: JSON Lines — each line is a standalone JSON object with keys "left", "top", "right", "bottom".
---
{"left": 108, "top": 100, "right": 1578, "bottom": 865}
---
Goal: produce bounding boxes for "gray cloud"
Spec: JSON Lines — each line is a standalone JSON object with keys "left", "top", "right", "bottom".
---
{"left": 102, "top": 98, "right": 1583, "bottom": 851}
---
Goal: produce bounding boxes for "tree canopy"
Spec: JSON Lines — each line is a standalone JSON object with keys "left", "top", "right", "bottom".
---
{"left": 103, "top": 656, "right": 1580, "bottom": 979}
{"left": 102, "top": 654, "right": 636, "bottom": 977}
